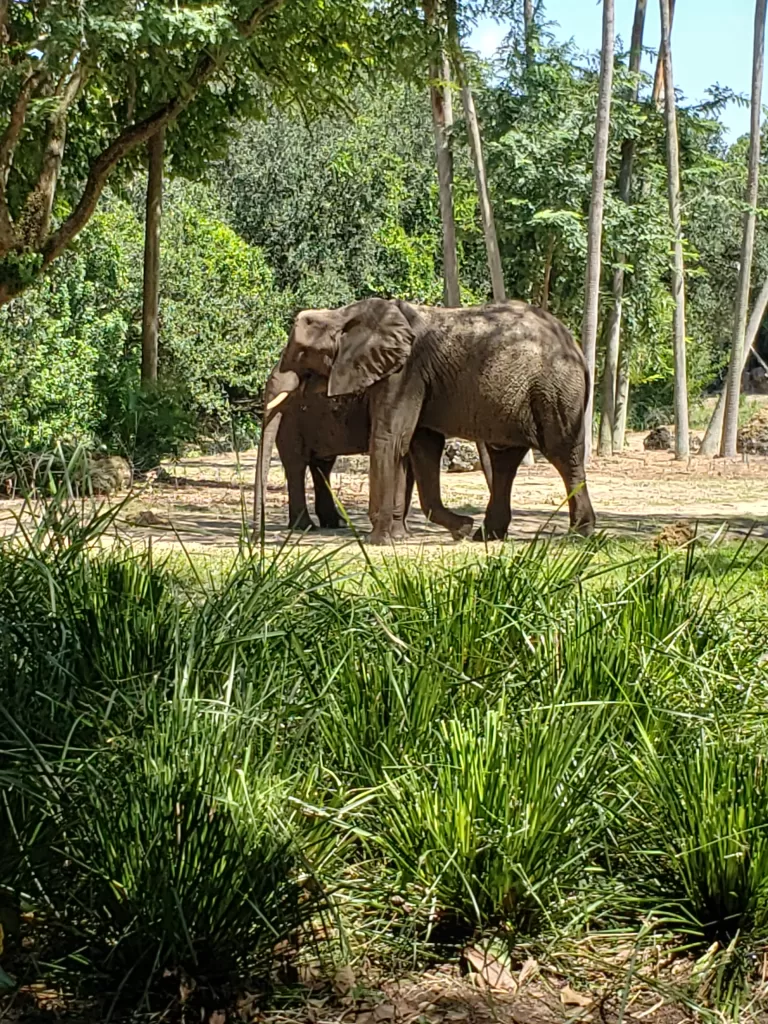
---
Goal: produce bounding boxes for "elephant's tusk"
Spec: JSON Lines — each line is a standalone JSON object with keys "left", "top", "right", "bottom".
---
{"left": 266, "top": 391, "right": 290, "bottom": 411}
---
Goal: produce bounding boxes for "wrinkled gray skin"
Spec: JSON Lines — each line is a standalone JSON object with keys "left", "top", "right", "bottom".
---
{"left": 274, "top": 298, "right": 596, "bottom": 544}
{"left": 253, "top": 365, "right": 474, "bottom": 539}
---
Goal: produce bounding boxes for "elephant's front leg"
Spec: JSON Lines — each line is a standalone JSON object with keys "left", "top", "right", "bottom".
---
{"left": 367, "top": 379, "right": 424, "bottom": 545}
{"left": 310, "top": 458, "right": 343, "bottom": 529}
{"left": 410, "top": 428, "right": 473, "bottom": 540}
{"left": 367, "top": 432, "right": 408, "bottom": 544}
{"left": 284, "top": 458, "right": 316, "bottom": 531}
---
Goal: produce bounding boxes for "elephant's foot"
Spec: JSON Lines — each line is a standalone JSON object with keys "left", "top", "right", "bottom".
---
{"left": 449, "top": 516, "right": 474, "bottom": 541}
{"left": 570, "top": 518, "right": 596, "bottom": 538}
{"left": 289, "top": 510, "right": 317, "bottom": 532}
{"left": 473, "top": 523, "right": 509, "bottom": 542}
{"left": 318, "top": 516, "right": 344, "bottom": 529}
{"left": 366, "top": 526, "right": 402, "bottom": 545}
{"left": 390, "top": 520, "right": 409, "bottom": 541}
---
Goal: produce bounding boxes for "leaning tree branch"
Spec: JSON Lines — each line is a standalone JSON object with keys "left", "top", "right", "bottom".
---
{"left": 20, "top": 62, "right": 87, "bottom": 246}
{"left": 0, "top": 69, "right": 47, "bottom": 251}
{"left": 39, "top": 0, "right": 286, "bottom": 275}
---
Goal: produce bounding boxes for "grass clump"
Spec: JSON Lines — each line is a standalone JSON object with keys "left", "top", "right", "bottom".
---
{"left": 1, "top": 500, "right": 767, "bottom": 1017}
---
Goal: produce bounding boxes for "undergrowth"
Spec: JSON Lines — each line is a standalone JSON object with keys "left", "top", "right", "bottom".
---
{"left": 0, "top": 492, "right": 767, "bottom": 1018}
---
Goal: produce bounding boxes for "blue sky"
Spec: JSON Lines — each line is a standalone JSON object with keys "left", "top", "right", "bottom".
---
{"left": 468, "top": 0, "right": 762, "bottom": 141}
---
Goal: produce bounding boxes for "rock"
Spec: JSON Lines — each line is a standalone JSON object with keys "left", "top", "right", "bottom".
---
{"left": 333, "top": 455, "right": 370, "bottom": 474}
{"left": 87, "top": 455, "right": 132, "bottom": 494}
{"left": 442, "top": 440, "right": 481, "bottom": 473}
{"left": 738, "top": 406, "right": 768, "bottom": 455}
{"left": 655, "top": 521, "right": 695, "bottom": 548}
{"left": 643, "top": 426, "right": 673, "bottom": 451}
{"left": 128, "top": 509, "right": 170, "bottom": 527}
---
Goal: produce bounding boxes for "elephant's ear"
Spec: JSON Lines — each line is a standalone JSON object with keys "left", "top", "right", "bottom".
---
{"left": 328, "top": 303, "right": 414, "bottom": 396}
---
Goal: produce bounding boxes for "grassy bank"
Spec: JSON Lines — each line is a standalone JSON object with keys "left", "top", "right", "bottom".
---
{"left": 1, "top": 502, "right": 767, "bottom": 1019}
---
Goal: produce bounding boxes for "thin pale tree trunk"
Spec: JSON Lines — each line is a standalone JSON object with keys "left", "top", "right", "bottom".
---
{"left": 428, "top": 51, "right": 461, "bottom": 308}
{"left": 540, "top": 235, "right": 555, "bottom": 311}
{"left": 613, "top": 347, "right": 631, "bottom": 450}
{"left": 523, "top": 0, "right": 534, "bottom": 66}
{"left": 598, "top": 0, "right": 647, "bottom": 456}
{"left": 720, "top": 0, "right": 767, "bottom": 457}
{"left": 660, "top": 0, "right": 689, "bottom": 459}
{"left": 651, "top": 0, "right": 675, "bottom": 107}
{"left": 581, "top": 0, "right": 615, "bottom": 462}
{"left": 141, "top": 127, "right": 164, "bottom": 385}
{"left": 461, "top": 84, "right": 506, "bottom": 301}
{"left": 445, "top": 0, "right": 515, "bottom": 470}
{"left": 700, "top": 276, "right": 768, "bottom": 455}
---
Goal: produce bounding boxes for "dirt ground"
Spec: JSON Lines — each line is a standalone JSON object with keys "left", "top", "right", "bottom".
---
{"left": 2, "top": 430, "right": 767, "bottom": 550}
{"left": 72, "top": 429, "right": 768, "bottom": 550}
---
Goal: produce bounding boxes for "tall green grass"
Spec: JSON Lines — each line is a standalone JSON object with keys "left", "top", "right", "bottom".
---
{"left": 1, "top": 498, "right": 767, "bottom": 1014}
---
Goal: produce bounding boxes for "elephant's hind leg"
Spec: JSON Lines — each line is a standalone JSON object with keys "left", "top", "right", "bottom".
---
{"left": 546, "top": 446, "right": 596, "bottom": 536}
{"left": 474, "top": 446, "right": 530, "bottom": 541}
{"left": 410, "top": 428, "right": 473, "bottom": 540}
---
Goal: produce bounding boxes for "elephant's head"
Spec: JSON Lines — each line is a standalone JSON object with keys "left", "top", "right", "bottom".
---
{"left": 268, "top": 298, "right": 415, "bottom": 411}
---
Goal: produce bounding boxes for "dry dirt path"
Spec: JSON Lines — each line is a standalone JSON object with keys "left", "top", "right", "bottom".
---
{"left": 3, "top": 430, "right": 764, "bottom": 553}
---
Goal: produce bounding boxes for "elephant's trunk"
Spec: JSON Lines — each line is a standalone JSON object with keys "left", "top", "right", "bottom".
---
{"left": 252, "top": 367, "right": 300, "bottom": 536}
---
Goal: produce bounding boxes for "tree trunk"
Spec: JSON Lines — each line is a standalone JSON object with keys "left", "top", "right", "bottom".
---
{"left": 720, "top": 0, "right": 767, "bottom": 457}
{"left": 540, "top": 235, "right": 555, "bottom": 311}
{"left": 613, "top": 346, "right": 631, "bottom": 451}
{"left": 429, "top": 52, "right": 461, "bottom": 308}
{"left": 651, "top": 0, "right": 675, "bottom": 107}
{"left": 581, "top": 0, "right": 615, "bottom": 463}
{"left": 598, "top": 0, "right": 647, "bottom": 456}
{"left": 461, "top": 83, "right": 506, "bottom": 301}
{"left": 660, "top": 0, "right": 689, "bottom": 459}
{"left": 141, "top": 127, "right": 164, "bottom": 386}
{"left": 523, "top": 0, "right": 534, "bottom": 66}
{"left": 700, "top": 276, "right": 768, "bottom": 455}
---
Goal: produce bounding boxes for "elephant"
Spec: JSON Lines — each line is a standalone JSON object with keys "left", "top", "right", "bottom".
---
{"left": 252, "top": 364, "right": 484, "bottom": 539}
{"left": 269, "top": 298, "right": 596, "bottom": 544}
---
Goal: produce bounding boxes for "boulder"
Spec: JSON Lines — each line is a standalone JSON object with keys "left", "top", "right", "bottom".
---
{"left": 87, "top": 455, "right": 132, "bottom": 494}
{"left": 643, "top": 427, "right": 673, "bottom": 451}
{"left": 442, "top": 440, "right": 482, "bottom": 473}
{"left": 738, "top": 406, "right": 768, "bottom": 455}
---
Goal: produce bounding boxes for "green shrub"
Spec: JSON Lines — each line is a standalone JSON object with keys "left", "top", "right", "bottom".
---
{"left": 375, "top": 704, "right": 611, "bottom": 934}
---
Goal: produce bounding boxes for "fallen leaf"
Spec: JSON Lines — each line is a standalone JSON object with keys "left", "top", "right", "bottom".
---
{"left": 333, "top": 965, "right": 356, "bottom": 996}
{"left": 372, "top": 1004, "right": 395, "bottom": 1022}
{"left": 518, "top": 958, "right": 539, "bottom": 987}
{"left": 461, "top": 946, "right": 518, "bottom": 992}
{"left": 560, "top": 985, "right": 593, "bottom": 1008}
{"left": 208, "top": 1011, "right": 227, "bottom": 1024}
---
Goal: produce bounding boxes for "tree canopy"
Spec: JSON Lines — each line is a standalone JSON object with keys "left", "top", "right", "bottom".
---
{"left": 0, "top": 0, "right": 425, "bottom": 304}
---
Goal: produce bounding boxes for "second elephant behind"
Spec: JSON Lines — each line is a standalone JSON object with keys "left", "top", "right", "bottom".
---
{"left": 253, "top": 367, "right": 483, "bottom": 539}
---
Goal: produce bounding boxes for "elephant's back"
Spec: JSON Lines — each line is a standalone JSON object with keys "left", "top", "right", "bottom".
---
{"left": 416, "top": 302, "right": 588, "bottom": 447}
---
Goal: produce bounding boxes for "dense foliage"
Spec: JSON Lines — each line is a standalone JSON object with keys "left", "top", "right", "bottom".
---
{"left": 2, "top": 5, "right": 767, "bottom": 459}
{"left": 0, "top": 0, "right": 426, "bottom": 303}
{"left": 0, "top": 184, "right": 287, "bottom": 455}
{"left": 1, "top": 500, "right": 767, "bottom": 1015}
